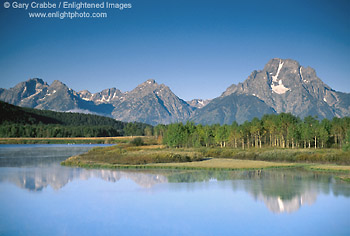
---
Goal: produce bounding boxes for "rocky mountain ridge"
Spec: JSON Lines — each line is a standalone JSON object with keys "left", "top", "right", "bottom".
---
{"left": 1, "top": 58, "right": 349, "bottom": 125}
{"left": 0, "top": 78, "right": 196, "bottom": 125}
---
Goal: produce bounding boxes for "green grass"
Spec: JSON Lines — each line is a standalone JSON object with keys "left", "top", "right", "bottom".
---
{"left": 197, "top": 147, "right": 350, "bottom": 165}
{"left": 62, "top": 143, "right": 204, "bottom": 166}
{"left": 62, "top": 158, "right": 298, "bottom": 171}
{"left": 61, "top": 143, "right": 349, "bottom": 173}
{"left": 146, "top": 158, "right": 298, "bottom": 170}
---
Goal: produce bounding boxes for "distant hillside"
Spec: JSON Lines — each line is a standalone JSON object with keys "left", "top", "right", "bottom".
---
{"left": 0, "top": 101, "right": 152, "bottom": 137}
{"left": 0, "top": 101, "right": 61, "bottom": 125}
{"left": 190, "top": 94, "right": 276, "bottom": 125}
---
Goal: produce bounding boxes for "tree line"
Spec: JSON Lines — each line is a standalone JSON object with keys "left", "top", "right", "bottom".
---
{"left": 0, "top": 101, "right": 151, "bottom": 137}
{"left": 1, "top": 101, "right": 350, "bottom": 145}
{"left": 154, "top": 113, "right": 350, "bottom": 149}
{"left": 0, "top": 122, "right": 152, "bottom": 138}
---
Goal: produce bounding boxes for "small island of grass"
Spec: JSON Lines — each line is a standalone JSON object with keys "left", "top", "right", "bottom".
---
{"left": 61, "top": 137, "right": 350, "bottom": 182}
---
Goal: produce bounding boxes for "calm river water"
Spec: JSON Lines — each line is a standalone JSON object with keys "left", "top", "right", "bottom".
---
{"left": 0, "top": 144, "right": 349, "bottom": 236}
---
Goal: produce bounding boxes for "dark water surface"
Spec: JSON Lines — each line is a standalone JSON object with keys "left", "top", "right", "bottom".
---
{"left": 0, "top": 145, "right": 349, "bottom": 236}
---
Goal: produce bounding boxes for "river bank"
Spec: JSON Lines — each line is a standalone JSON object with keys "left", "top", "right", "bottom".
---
{"left": 61, "top": 143, "right": 350, "bottom": 181}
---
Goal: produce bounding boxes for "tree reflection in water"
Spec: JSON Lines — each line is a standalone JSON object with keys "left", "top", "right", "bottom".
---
{"left": 1, "top": 163, "right": 349, "bottom": 214}
{"left": 1, "top": 145, "right": 349, "bottom": 214}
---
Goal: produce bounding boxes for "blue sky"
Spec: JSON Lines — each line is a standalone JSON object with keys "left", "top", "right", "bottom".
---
{"left": 0, "top": 0, "right": 349, "bottom": 100}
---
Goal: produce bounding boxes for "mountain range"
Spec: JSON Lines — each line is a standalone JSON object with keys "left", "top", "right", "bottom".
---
{"left": 1, "top": 58, "right": 349, "bottom": 125}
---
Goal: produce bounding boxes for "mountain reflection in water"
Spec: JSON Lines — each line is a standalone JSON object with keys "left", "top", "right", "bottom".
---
{"left": 0, "top": 145, "right": 349, "bottom": 214}
{"left": 0, "top": 165, "right": 168, "bottom": 190}
{"left": 1, "top": 165, "right": 349, "bottom": 214}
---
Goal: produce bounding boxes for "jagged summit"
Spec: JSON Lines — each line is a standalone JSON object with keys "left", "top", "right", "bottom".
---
{"left": 50, "top": 80, "right": 66, "bottom": 87}
{"left": 133, "top": 79, "right": 161, "bottom": 90}
{"left": 79, "top": 88, "right": 123, "bottom": 105}
{"left": 26, "top": 78, "right": 46, "bottom": 84}
{"left": 136, "top": 79, "right": 158, "bottom": 88}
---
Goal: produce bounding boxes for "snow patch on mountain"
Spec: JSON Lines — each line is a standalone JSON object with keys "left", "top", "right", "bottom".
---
{"left": 271, "top": 80, "right": 290, "bottom": 94}
{"left": 270, "top": 60, "right": 289, "bottom": 94}
{"left": 46, "top": 90, "right": 56, "bottom": 96}
{"left": 272, "top": 60, "right": 284, "bottom": 82}
{"left": 187, "top": 99, "right": 211, "bottom": 109}
{"left": 300, "top": 67, "right": 309, "bottom": 83}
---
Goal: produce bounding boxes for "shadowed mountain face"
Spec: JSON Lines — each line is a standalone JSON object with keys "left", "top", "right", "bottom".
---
{"left": 190, "top": 94, "right": 276, "bottom": 125}
{"left": 0, "top": 59, "right": 349, "bottom": 125}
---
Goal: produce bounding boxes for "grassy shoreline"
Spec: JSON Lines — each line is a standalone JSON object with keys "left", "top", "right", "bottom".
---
{"left": 61, "top": 141, "right": 350, "bottom": 182}
{"left": 62, "top": 156, "right": 350, "bottom": 182}
{"left": 3, "top": 136, "right": 348, "bottom": 180}
{"left": 62, "top": 156, "right": 350, "bottom": 172}
{"left": 62, "top": 157, "right": 300, "bottom": 170}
